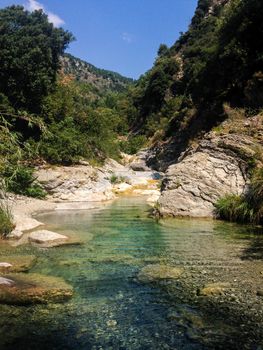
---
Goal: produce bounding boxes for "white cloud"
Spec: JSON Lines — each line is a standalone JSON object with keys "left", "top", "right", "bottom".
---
{"left": 121, "top": 32, "right": 134, "bottom": 44}
{"left": 26, "top": 0, "right": 42, "bottom": 11}
{"left": 25, "top": 0, "right": 64, "bottom": 27}
{"left": 46, "top": 12, "right": 64, "bottom": 27}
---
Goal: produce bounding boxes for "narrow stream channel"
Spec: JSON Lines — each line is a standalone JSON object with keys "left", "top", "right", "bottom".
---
{"left": 0, "top": 196, "right": 263, "bottom": 349}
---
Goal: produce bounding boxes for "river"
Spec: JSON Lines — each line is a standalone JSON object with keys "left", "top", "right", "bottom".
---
{"left": 0, "top": 196, "right": 263, "bottom": 349}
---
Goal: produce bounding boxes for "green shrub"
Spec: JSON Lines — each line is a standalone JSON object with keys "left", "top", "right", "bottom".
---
{"left": 120, "top": 135, "right": 147, "bottom": 155}
{"left": 216, "top": 170, "right": 263, "bottom": 225}
{"left": 215, "top": 194, "right": 243, "bottom": 222}
{"left": 39, "top": 121, "right": 89, "bottom": 165}
{"left": 0, "top": 189, "right": 15, "bottom": 237}
{"left": 3, "top": 165, "right": 46, "bottom": 199}
{"left": 109, "top": 174, "right": 127, "bottom": 184}
{"left": 109, "top": 174, "right": 119, "bottom": 184}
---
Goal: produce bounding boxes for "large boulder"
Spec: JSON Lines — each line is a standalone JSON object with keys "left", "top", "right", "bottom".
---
{"left": 158, "top": 134, "right": 249, "bottom": 218}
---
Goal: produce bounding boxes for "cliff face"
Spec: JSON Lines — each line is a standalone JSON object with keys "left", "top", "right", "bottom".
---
{"left": 157, "top": 113, "right": 263, "bottom": 217}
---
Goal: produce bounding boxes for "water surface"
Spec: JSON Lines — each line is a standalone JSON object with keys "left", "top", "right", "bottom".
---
{"left": 0, "top": 196, "right": 263, "bottom": 349}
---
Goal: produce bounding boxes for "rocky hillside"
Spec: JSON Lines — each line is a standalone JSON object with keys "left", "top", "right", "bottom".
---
{"left": 61, "top": 53, "right": 134, "bottom": 92}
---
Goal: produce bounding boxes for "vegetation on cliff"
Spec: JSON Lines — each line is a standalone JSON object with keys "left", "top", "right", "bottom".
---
{"left": 61, "top": 53, "right": 134, "bottom": 92}
{"left": 122, "top": 0, "right": 262, "bottom": 138}
{"left": 118, "top": 0, "right": 263, "bottom": 224}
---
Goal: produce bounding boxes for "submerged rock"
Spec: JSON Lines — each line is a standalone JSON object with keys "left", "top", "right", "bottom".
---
{"left": 137, "top": 264, "right": 183, "bottom": 283}
{"left": 197, "top": 282, "right": 232, "bottom": 296}
{"left": 0, "top": 255, "right": 37, "bottom": 273}
{"left": 0, "top": 273, "right": 73, "bottom": 305}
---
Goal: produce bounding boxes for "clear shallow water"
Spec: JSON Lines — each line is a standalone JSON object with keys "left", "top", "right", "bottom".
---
{"left": 0, "top": 197, "right": 263, "bottom": 349}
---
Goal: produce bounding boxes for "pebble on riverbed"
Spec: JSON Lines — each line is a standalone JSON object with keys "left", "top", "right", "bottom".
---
{"left": 106, "top": 319, "right": 117, "bottom": 327}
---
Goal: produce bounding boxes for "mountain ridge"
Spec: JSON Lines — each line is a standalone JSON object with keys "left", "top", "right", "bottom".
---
{"left": 61, "top": 53, "right": 134, "bottom": 92}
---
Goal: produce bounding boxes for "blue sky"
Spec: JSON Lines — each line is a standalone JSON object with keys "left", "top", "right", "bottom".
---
{"left": 1, "top": 0, "right": 198, "bottom": 78}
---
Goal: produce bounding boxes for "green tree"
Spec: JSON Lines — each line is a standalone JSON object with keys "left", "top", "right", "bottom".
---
{"left": 0, "top": 6, "right": 73, "bottom": 114}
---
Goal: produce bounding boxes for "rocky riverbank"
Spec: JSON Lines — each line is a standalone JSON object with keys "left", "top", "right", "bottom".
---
{"left": 7, "top": 153, "right": 161, "bottom": 244}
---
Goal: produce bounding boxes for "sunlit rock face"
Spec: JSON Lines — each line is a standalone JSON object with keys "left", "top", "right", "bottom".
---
{"left": 157, "top": 131, "right": 252, "bottom": 218}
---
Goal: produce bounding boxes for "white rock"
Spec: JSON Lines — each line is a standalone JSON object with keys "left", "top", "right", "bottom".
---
{"left": 8, "top": 229, "right": 24, "bottom": 239}
{"left": 14, "top": 216, "right": 44, "bottom": 232}
{"left": 0, "top": 277, "right": 15, "bottom": 286}
{"left": 28, "top": 230, "right": 68, "bottom": 244}
{"left": 0, "top": 263, "right": 12, "bottom": 268}
{"left": 158, "top": 149, "right": 246, "bottom": 217}
{"left": 113, "top": 183, "right": 132, "bottom": 193}
{"left": 147, "top": 193, "right": 160, "bottom": 204}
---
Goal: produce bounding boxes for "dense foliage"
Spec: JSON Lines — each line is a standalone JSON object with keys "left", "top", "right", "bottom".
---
{"left": 0, "top": 6, "right": 73, "bottom": 114}
{"left": 0, "top": 199, "right": 14, "bottom": 237}
{"left": 122, "top": 0, "right": 263, "bottom": 139}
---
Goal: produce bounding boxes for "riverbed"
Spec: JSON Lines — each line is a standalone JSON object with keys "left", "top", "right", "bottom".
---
{"left": 0, "top": 196, "right": 263, "bottom": 349}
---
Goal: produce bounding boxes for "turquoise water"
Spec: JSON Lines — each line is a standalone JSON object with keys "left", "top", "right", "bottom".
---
{"left": 0, "top": 196, "right": 263, "bottom": 349}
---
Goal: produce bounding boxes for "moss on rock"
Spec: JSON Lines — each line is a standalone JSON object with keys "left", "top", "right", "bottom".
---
{"left": 0, "top": 273, "right": 73, "bottom": 305}
{"left": 0, "top": 255, "right": 37, "bottom": 273}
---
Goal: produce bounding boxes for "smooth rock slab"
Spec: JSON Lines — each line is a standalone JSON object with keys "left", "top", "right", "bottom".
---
{"left": 0, "top": 273, "right": 73, "bottom": 305}
{"left": 0, "top": 255, "right": 37, "bottom": 273}
{"left": 28, "top": 230, "right": 71, "bottom": 247}
{"left": 138, "top": 264, "right": 184, "bottom": 283}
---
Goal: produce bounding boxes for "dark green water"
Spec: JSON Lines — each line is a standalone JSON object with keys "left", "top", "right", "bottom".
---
{"left": 0, "top": 196, "right": 263, "bottom": 350}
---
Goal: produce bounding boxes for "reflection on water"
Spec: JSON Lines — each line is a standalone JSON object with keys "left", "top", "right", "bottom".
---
{"left": 0, "top": 196, "right": 263, "bottom": 349}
